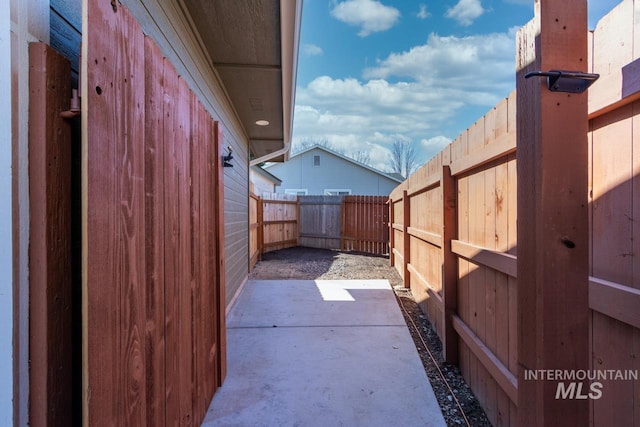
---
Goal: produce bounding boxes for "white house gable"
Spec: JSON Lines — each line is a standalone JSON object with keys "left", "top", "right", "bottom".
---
{"left": 266, "top": 146, "right": 401, "bottom": 196}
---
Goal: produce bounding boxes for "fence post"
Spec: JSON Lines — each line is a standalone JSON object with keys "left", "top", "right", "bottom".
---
{"left": 295, "top": 196, "right": 300, "bottom": 246}
{"left": 403, "top": 190, "right": 410, "bottom": 289}
{"left": 339, "top": 197, "right": 346, "bottom": 251}
{"left": 441, "top": 165, "right": 458, "bottom": 365}
{"left": 258, "top": 197, "right": 264, "bottom": 258}
{"left": 388, "top": 199, "right": 394, "bottom": 264}
{"left": 516, "top": 2, "right": 589, "bottom": 425}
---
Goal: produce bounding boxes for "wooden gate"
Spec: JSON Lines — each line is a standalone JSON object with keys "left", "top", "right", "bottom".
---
{"left": 341, "top": 195, "right": 389, "bottom": 255}
{"left": 82, "top": 2, "right": 225, "bottom": 425}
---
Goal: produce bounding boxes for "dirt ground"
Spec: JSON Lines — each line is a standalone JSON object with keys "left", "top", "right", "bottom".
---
{"left": 249, "top": 247, "right": 491, "bottom": 427}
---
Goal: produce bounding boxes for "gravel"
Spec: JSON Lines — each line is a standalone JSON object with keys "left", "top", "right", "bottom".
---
{"left": 249, "top": 247, "right": 491, "bottom": 427}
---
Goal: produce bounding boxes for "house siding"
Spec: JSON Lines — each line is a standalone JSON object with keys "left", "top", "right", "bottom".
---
{"left": 250, "top": 168, "right": 279, "bottom": 195}
{"left": 123, "top": 0, "right": 249, "bottom": 307}
{"left": 268, "top": 147, "right": 399, "bottom": 196}
{"left": 50, "top": 0, "right": 80, "bottom": 83}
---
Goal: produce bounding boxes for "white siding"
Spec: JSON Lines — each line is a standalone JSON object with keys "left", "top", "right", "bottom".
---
{"left": 268, "top": 148, "right": 399, "bottom": 196}
{"left": 124, "top": 0, "right": 250, "bottom": 307}
{"left": 250, "top": 169, "right": 277, "bottom": 195}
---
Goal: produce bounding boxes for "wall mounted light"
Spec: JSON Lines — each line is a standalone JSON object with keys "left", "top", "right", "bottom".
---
{"left": 524, "top": 70, "right": 599, "bottom": 93}
{"left": 223, "top": 147, "right": 234, "bottom": 167}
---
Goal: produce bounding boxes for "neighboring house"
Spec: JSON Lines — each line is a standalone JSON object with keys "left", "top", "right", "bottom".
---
{"left": 250, "top": 165, "right": 282, "bottom": 195}
{"left": 4, "top": 0, "right": 301, "bottom": 425}
{"left": 265, "top": 145, "right": 403, "bottom": 196}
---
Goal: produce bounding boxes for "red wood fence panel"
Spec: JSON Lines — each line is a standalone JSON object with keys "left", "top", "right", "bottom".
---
{"left": 340, "top": 195, "right": 389, "bottom": 255}
{"left": 250, "top": 194, "right": 389, "bottom": 259}
{"left": 261, "top": 193, "right": 299, "bottom": 253}
{"left": 83, "top": 2, "right": 224, "bottom": 426}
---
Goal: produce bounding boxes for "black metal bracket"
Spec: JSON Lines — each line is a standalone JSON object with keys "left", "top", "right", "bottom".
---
{"left": 524, "top": 70, "right": 599, "bottom": 93}
{"left": 223, "top": 147, "right": 234, "bottom": 167}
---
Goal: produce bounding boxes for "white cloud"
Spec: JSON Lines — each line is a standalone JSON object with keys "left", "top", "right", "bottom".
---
{"left": 331, "top": 0, "right": 401, "bottom": 37}
{"left": 293, "top": 31, "right": 516, "bottom": 171}
{"left": 445, "top": 0, "right": 485, "bottom": 26}
{"left": 363, "top": 32, "right": 514, "bottom": 96}
{"left": 417, "top": 4, "right": 431, "bottom": 19}
{"left": 302, "top": 44, "right": 324, "bottom": 56}
{"left": 421, "top": 136, "right": 452, "bottom": 155}
{"left": 293, "top": 76, "right": 466, "bottom": 171}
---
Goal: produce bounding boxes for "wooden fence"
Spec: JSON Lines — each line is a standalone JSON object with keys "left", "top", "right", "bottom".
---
{"left": 249, "top": 192, "right": 263, "bottom": 269}
{"left": 389, "top": 3, "right": 640, "bottom": 425}
{"left": 299, "top": 195, "right": 342, "bottom": 249}
{"left": 390, "top": 92, "right": 518, "bottom": 425}
{"left": 80, "top": 3, "right": 226, "bottom": 426}
{"left": 341, "top": 195, "right": 389, "bottom": 254}
{"left": 261, "top": 192, "right": 300, "bottom": 253}
{"left": 249, "top": 194, "right": 388, "bottom": 267}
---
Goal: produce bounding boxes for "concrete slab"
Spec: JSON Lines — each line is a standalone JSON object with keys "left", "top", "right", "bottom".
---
{"left": 203, "top": 280, "right": 446, "bottom": 427}
{"left": 227, "top": 279, "right": 406, "bottom": 328}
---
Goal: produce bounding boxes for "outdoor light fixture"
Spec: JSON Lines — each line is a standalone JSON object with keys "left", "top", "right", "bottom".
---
{"left": 255, "top": 119, "right": 270, "bottom": 126}
{"left": 223, "top": 147, "right": 234, "bottom": 167}
{"left": 524, "top": 70, "right": 600, "bottom": 93}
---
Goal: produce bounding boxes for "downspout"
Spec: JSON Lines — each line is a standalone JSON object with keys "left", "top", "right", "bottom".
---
{"left": 249, "top": 0, "right": 302, "bottom": 167}
{"left": 249, "top": 143, "right": 290, "bottom": 167}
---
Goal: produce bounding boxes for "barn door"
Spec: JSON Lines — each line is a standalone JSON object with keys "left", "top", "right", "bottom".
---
{"left": 81, "top": 1, "right": 226, "bottom": 425}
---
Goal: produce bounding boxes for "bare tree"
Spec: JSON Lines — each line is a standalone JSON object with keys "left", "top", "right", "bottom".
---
{"left": 388, "top": 140, "right": 420, "bottom": 178}
{"left": 292, "top": 137, "right": 344, "bottom": 155}
{"left": 351, "top": 150, "right": 371, "bottom": 165}
{"left": 292, "top": 138, "right": 375, "bottom": 166}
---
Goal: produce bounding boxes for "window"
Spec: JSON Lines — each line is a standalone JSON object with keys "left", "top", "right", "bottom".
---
{"left": 285, "top": 189, "right": 308, "bottom": 195}
{"left": 324, "top": 189, "right": 351, "bottom": 196}
{"left": 313, "top": 155, "right": 320, "bottom": 166}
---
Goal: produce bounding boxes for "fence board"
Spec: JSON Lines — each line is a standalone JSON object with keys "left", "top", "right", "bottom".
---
{"left": 28, "top": 43, "right": 74, "bottom": 427}
{"left": 494, "top": 157, "right": 512, "bottom": 424}
{"left": 143, "top": 37, "right": 166, "bottom": 426}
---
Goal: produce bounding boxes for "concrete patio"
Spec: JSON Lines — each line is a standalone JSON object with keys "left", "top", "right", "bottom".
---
{"left": 202, "top": 279, "right": 446, "bottom": 427}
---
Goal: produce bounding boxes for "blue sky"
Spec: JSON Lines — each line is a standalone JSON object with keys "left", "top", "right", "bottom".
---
{"left": 291, "top": 0, "right": 620, "bottom": 171}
